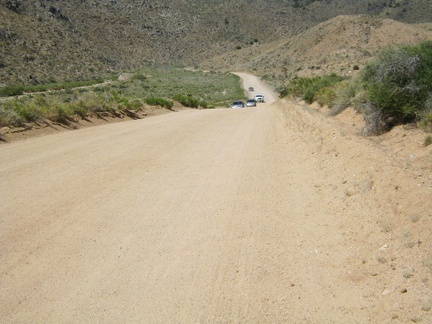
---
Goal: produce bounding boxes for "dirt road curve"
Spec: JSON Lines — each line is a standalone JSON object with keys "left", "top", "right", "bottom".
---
{"left": 1, "top": 74, "right": 431, "bottom": 323}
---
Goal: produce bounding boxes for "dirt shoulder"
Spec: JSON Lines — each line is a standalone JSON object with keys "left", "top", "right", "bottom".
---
{"left": 0, "top": 74, "right": 431, "bottom": 323}
{"left": 0, "top": 104, "right": 185, "bottom": 143}
{"left": 275, "top": 98, "right": 432, "bottom": 322}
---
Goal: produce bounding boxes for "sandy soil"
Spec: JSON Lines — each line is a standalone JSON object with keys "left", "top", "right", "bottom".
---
{"left": 1, "top": 74, "right": 431, "bottom": 323}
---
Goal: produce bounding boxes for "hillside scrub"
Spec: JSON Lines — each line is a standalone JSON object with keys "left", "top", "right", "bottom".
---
{"left": 0, "top": 68, "right": 243, "bottom": 127}
{"left": 280, "top": 41, "right": 432, "bottom": 136}
{"left": 279, "top": 74, "right": 346, "bottom": 105}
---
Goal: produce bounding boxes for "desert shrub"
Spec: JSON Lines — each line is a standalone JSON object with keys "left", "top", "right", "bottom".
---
{"left": 282, "top": 74, "right": 345, "bottom": 104}
{"left": 75, "top": 92, "right": 106, "bottom": 112}
{"left": 122, "top": 98, "right": 142, "bottom": 110}
{"left": 424, "top": 135, "right": 432, "bottom": 146}
{"left": 328, "top": 78, "right": 360, "bottom": 116}
{"left": 315, "top": 87, "right": 336, "bottom": 107}
{"left": 53, "top": 103, "right": 74, "bottom": 123}
{"left": 0, "top": 107, "right": 18, "bottom": 127}
{"left": 0, "top": 100, "right": 22, "bottom": 126}
{"left": 281, "top": 76, "right": 319, "bottom": 98}
{"left": 72, "top": 103, "right": 88, "bottom": 118}
{"left": 360, "top": 41, "right": 432, "bottom": 130}
{"left": 144, "top": 97, "right": 174, "bottom": 110}
{"left": 362, "top": 102, "right": 390, "bottom": 135}
{"left": 172, "top": 94, "right": 199, "bottom": 108}
{"left": 13, "top": 99, "right": 39, "bottom": 122}
{"left": 416, "top": 92, "right": 432, "bottom": 132}
{"left": 130, "top": 99, "right": 143, "bottom": 110}
{"left": 198, "top": 100, "right": 208, "bottom": 108}
{"left": 0, "top": 98, "right": 40, "bottom": 125}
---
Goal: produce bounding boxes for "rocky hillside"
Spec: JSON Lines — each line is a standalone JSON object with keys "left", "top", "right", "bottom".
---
{"left": 200, "top": 16, "right": 432, "bottom": 86}
{"left": 0, "top": 0, "right": 431, "bottom": 86}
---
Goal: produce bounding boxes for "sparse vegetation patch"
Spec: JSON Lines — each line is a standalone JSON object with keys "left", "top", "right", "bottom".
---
{"left": 144, "top": 97, "right": 174, "bottom": 110}
{"left": 279, "top": 74, "right": 346, "bottom": 105}
{"left": 0, "top": 67, "right": 243, "bottom": 127}
{"left": 280, "top": 41, "right": 432, "bottom": 136}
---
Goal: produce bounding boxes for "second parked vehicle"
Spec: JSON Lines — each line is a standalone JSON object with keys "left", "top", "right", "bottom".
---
{"left": 246, "top": 99, "right": 256, "bottom": 107}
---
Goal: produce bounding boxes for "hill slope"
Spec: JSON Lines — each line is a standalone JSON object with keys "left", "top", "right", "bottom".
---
{"left": 199, "top": 15, "right": 432, "bottom": 84}
{"left": 0, "top": 0, "right": 431, "bottom": 85}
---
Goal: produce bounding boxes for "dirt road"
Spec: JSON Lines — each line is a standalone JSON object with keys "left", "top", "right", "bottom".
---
{"left": 1, "top": 74, "right": 431, "bottom": 323}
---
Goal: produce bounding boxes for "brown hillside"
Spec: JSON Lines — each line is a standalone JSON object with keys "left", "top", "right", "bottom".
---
{"left": 199, "top": 15, "right": 432, "bottom": 84}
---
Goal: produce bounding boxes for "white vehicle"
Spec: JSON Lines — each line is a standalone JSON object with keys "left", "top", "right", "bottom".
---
{"left": 254, "top": 94, "right": 264, "bottom": 103}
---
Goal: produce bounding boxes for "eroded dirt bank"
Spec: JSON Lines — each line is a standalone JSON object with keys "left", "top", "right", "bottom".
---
{"left": 1, "top": 79, "right": 431, "bottom": 322}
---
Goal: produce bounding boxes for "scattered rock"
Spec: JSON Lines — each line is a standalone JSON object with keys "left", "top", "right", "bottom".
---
{"left": 379, "top": 244, "right": 389, "bottom": 251}
{"left": 382, "top": 288, "right": 393, "bottom": 296}
{"left": 359, "top": 179, "right": 373, "bottom": 192}
{"left": 421, "top": 305, "right": 431, "bottom": 312}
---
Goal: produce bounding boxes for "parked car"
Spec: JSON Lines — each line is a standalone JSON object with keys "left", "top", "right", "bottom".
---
{"left": 231, "top": 100, "right": 245, "bottom": 108}
{"left": 254, "top": 94, "right": 264, "bottom": 103}
{"left": 248, "top": 87, "right": 254, "bottom": 91}
{"left": 246, "top": 99, "right": 256, "bottom": 107}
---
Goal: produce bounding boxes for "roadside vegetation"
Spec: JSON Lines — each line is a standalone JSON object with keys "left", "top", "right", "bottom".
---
{"left": 280, "top": 40, "right": 432, "bottom": 143}
{"left": 0, "top": 67, "right": 245, "bottom": 128}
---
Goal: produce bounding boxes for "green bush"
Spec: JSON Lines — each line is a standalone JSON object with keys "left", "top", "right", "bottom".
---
{"left": 418, "top": 105, "right": 432, "bottom": 132}
{"left": 0, "top": 98, "right": 41, "bottom": 125}
{"left": 73, "top": 104, "right": 88, "bottom": 118}
{"left": 54, "top": 103, "right": 74, "bottom": 123}
{"left": 172, "top": 94, "right": 199, "bottom": 108}
{"left": 281, "top": 74, "right": 346, "bottom": 104}
{"left": 198, "top": 100, "right": 208, "bottom": 108}
{"left": 0, "top": 106, "right": 19, "bottom": 127}
{"left": 281, "top": 76, "right": 319, "bottom": 98}
{"left": 144, "top": 97, "right": 174, "bottom": 110}
{"left": 315, "top": 87, "right": 336, "bottom": 107}
{"left": 328, "top": 78, "right": 360, "bottom": 116}
{"left": 360, "top": 41, "right": 432, "bottom": 128}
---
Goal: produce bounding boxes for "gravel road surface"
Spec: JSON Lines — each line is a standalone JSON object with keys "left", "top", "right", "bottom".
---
{"left": 1, "top": 74, "right": 431, "bottom": 323}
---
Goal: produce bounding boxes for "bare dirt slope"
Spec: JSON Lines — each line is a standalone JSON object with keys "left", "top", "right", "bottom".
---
{"left": 1, "top": 74, "right": 431, "bottom": 323}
